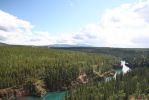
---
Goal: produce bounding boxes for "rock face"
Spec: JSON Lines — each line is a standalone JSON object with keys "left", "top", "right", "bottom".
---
{"left": 34, "top": 80, "right": 47, "bottom": 97}
{"left": 77, "top": 73, "right": 88, "bottom": 84}
{"left": 0, "top": 80, "right": 47, "bottom": 99}
{"left": 71, "top": 72, "right": 89, "bottom": 88}
{"left": 0, "top": 88, "right": 15, "bottom": 100}
{"left": 99, "top": 70, "right": 115, "bottom": 78}
{"left": 15, "top": 88, "right": 29, "bottom": 97}
{"left": 0, "top": 87, "right": 29, "bottom": 100}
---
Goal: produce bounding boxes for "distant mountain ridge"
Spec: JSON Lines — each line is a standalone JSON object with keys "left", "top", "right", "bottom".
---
{"left": 47, "top": 44, "right": 92, "bottom": 47}
{"left": 0, "top": 42, "right": 7, "bottom": 45}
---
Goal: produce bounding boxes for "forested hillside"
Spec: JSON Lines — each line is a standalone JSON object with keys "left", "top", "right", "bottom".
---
{"left": 66, "top": 67, "right": 149, "bottom": 100}
{"left": 57, "top": 47, "right": 148, "bottom": 57}
{"left": 57, "top": 47, "right": 149, "bottom": 68}
{"left": 54, "top": 47, "right": 149, "bottom": 100}
{"left": 1, "top": 46, "right": 149, "bottom": 100}
{"left": 0, "top": 45, "right": 118, "bottom": 99}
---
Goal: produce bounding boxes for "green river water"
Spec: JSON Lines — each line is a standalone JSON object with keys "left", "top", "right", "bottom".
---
{"left": 16, "top": 91, "right": 66, "bottom": 100}
{"left": 105, "top": 68, "right": 122, "bottom": 82}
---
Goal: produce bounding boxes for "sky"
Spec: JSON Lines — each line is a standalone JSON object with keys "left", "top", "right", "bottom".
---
{"left": 0, "top": 0, "right": 149, "bottom": 47}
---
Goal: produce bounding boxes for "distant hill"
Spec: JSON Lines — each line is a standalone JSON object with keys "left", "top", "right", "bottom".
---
{"left": 46, "top": 44, "right": 92, "bottom": 48}
{"left": 0, "top": 42, "right": 7, "bottom": 45}
{"left": 55, "top": 47, "right": 149, "bottom": 58}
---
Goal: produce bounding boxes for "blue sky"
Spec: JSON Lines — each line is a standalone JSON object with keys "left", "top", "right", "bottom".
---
{"left": 0, "top": 0, "right": 137, "bottom": 34}
{"left": 0, "top": 0, "right": 149, "bottom": 47}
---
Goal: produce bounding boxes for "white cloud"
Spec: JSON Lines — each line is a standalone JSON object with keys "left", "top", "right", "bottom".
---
{"left": 52, "top": 0, "right": 149, "bottom": 47}
{"left": 98, "top": 0, "right": 149, "bottom": 47}
{"left": 1, "top": 0, "right": 149, "bottom": 47}
{"left": 0, "top": 10, "right": 31, "bottom": 43}
{"left": 0, "top": 10, "right": 53, "bottom": 45}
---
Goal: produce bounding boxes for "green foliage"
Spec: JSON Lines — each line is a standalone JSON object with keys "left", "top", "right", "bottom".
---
{"left": 67, "top": 68, "right": 149, "bottom": 100}
{"left": 0, "top": 46, "right": 117, "bottom": 91}
{"left": 1, "top": 46, "right": 149, "bottom": 99}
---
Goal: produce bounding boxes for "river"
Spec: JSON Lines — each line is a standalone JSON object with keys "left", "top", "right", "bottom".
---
{"left": 16, "top": 91, "right": 66, "bottom": 100}
{"left": 105, "top": 60, "right": 131, "bottom": 81}
{"left": 105, "top": 68, "right": 122, "bottom": 82}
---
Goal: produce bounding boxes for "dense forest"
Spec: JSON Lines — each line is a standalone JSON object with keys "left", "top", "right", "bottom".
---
{"left": 66, "top": 68, "right": 149, "bottom": 100}
{"left": 56, "top": 47, "right": 149, "bottom": 99}
{"left": 0, "top": 45, "right": 149, "bottom": 100}
{"left": 58, "top": 47, "right": 149, "bottom": 68}
{"left": 57, "top": 47, "right": 149, "bottom": 57}
{"left": 0, "top": 45, "right": 118, "bottom": 99}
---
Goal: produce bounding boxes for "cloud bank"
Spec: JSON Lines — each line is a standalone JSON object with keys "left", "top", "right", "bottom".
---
{"left": 1, "top": 0, "right": 149, "bottom": 47}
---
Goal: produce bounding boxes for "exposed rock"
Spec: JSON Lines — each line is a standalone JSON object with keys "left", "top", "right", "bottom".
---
{"left": 34, "top": 80, "right": 47, "bottom": 97}
{"left": 98, "top": 70, "right": 115, "bottom": 78}
{"left": 15, "top": 88, "right": 29, "bottom": 97}
{"left": 0, "top": 80, "right": 47, "bottom": 99}
{"left": 70, "top": 72, "right": 89, "bottom": 89}
{"left": 0, "top": 87, "right": 29, "bottom": 100}
{"left": 129, "top": 95, "right": 148, "bottom": 100}
{"left": 77, "top": 72, "right": 88, "bottom": 84}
